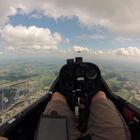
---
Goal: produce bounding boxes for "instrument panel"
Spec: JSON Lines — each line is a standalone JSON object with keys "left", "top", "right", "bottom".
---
{"left": 59, "top": 62, "right": 101, "bottom": 97}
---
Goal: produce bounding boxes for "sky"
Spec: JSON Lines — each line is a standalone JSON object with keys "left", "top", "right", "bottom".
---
{"left": 1, "top": 0, "right": 140, "bottom": 58}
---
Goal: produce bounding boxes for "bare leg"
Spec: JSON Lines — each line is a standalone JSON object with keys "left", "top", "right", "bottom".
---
{"left": 87, "top": 91, "right": 131, "bottom": 140}
{"left": 0, "top": 137, "right": 8, "bottom": 140}
{"left": 43, "top": 92, "right": 81, "bottom": 140}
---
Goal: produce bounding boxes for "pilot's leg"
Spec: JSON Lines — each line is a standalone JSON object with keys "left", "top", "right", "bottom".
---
{"left": 43, "top": 92, "right": 81, "bottom": 140}
{"left": 87, "top": 91, "right": 131, "bottom": 140}
{"left": 0, "top": 137, "right": 8, "bottom": 140}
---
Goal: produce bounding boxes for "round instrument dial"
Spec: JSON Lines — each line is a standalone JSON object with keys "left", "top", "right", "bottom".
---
{"left": 86, "top": 69, "right": 97, "bottom": 80}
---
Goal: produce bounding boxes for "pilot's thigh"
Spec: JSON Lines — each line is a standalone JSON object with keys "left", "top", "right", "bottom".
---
{"left": 87, "top": 99, "right": 131, "bottom": 140}
{"left": 0, "top": 137, "right": 8, "bottom": 140}
{"left": 43, "top": 100, "right": 81, "bottom": 140}
{"left": 44, "top": 100, "right": 72, "bottom": 117}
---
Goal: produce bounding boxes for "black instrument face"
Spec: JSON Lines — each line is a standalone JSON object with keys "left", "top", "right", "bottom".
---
{"left": 59, "top": 62, "right": 101, "bottom": 97}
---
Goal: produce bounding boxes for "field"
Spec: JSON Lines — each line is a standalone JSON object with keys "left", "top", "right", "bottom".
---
{"left": 0, "top": 62, "right": 60, "bottom": 124}
{"left": 0, "top": 59, "right": 140, "bottom": 124}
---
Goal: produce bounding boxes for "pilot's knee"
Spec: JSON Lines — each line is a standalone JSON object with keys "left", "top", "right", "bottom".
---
{"left": 92, "top": 91, "right": 107, "bottom": 102}
{"left": 0, "top": 137, "right": 8, "bottom": 140}
{"left": 51, "top": 92, "right": 67, "bottom": 104}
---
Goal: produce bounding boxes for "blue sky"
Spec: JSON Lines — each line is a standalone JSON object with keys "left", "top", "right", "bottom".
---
{"left": 0, "top": 0, "right": 140, "bottom": 57}
{"left": 9, "top": 13, "right": 132, "bottom": 50}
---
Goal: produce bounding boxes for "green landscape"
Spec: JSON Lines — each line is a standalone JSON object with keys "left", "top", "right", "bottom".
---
{"left": 0, "top": 60, "right": 140, "bottom": 124}
{"left": 0, "top": 62, "right": 60, "bottom": 124}
{"left": 101, "top": 65, "right": 140, "bottom": 108}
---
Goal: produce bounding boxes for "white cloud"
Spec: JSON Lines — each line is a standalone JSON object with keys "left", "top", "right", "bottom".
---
{"left": 8, "top": 46, "right": 16, "bottom": 51}
{"left": 72, "top": 46, "right": 89, "bottom": 53}
{"left": 0, "top": 1, "right": 19, "bottom": 26}
{"left": 69, "top": 46, "right": 140, "bottom": 57}
{"left": 0, "top": 52, "right": 3, "bottom": 55}
{"left": 29, "top": 14, "right": 41, "bottom": 19}
{"left": 1, "top": 24, "right": 62, "bottom": 52}
{"left": 88, "top": 46, "right": 140, "bottom": 56}
{"left": 0, "top": 0, "right": 27, "bottom": 26}
{"left": 76, "top": 34, "right": 110, "bottom": 40}
{"left": 96, "top": 50, "right": 104, "bottom": 55}
{"left": 108, "top": 47, "right": 140, "bottom": 56}
{"left": 1, "top": 1, "right": 140, "bottom": 36}
{"left": 29, "top": 0, "right": 140, "bottom": 36}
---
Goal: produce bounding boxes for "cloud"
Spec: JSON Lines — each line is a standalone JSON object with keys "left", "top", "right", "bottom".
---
{"left": 8, "top": 46, "right": 16, "bottom": 51}
{"left": 1, "top": 24, "right": 62, "bottom": 52}
{"left": 72, "top": 45, "right": 89, "bottom": 53}
{"left": 0, "top": 52, "right": 3, "bottom": 55}
{"left": 89, "top": 46, "right": 140, "bottom": 56}
{"left": 0, "top": 1, "right": 32, "bottom": 26}
{"left": 69, "top": 46, "right": 140, "bottom": 57}
{"left": 1, "top": 0, "right": 140, "bottom": 36}
{"left": 76, "top": 34, "right": 110, "bottom": 40}
{"left": 27, "top": 0, "right": 140, "bottom": 36}
{"left": 29, "top": 14, "right": 42, "bottom": 19}
{"left": 108, "top": 47, "right": 140, "bottom": 56}
{"left": 0, "top": 0, "right": 23, "bottom": 26}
